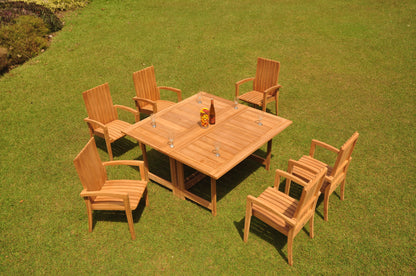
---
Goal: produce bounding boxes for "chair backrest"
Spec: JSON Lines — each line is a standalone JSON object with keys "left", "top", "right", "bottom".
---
{"left": 253, "top": 57, "right": 280, "bottom": 93}
{"left": 331, "top": 132, "right": 359, "bottom": 177}
{"left": 132, "top": 66, "right": 160, "bottom": 109}
{"left": 73, "top": 138, "right": 107, "bottom": 193}
{"left": 82, "top": 83, "right": 118, "bottom": 125}
{"left": 293, "top": 168, "right": 327, "bottom": 219}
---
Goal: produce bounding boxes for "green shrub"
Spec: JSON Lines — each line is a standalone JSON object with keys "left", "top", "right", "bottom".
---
{"left": 23, "top": 0, "right": 89, "bottom": 11}
{"left": 0, "top": 15, "right": 49, "bottom": 66}
{"left": 0, "top": 1, "right": 63, "bottom": 32}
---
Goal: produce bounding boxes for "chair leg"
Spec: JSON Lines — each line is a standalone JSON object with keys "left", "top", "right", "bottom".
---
{"left": 287, "top": 231, "right": 294, "bottom": 266}
{"left": 309, "top": 214, "right": 315, "bottom": 238}
{"left": 123, "top": 197, "right": 136, "bottom": 240}
{"left": 324, "top": 189, "right": 330, "bottom": 221}
{"left": 275, "top": 96, "right": 279, "bottom": 116}
{"left": 340, "top": 179, "right": 346, "bottom": 201}
{"left": 284, "top": 178, "right": 291, "bottom": 195}
{"left": 243, "top": 200, "right": 253, "bottom": 242}
{"left": 125, "top": 209, "right": 136, "bottom": 240}
{"left": 84, "top": 199, "right": 93, "bottom": 232}
{"left": 105, "top": 139, "right": 114, "bottom": 161}
{"left": 144, "top": 188, "right": 149, "bottom": 206}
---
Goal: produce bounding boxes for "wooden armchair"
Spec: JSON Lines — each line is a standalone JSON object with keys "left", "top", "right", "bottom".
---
{"left": 132, "top": 65, "right": 182, "bottom": 114}
{"left": 244, "top": 163, "right": 327, "bottom": 266}
{"left": 82, "top": 83, "right": 140, "bottom": 160}
{"left": 287, "top": 132, "right": 359, "bottom": 221}
{"left": 236, "top": 57, "right": 282, "bottom": 115}
{"left": 73, "top": 138, "right": 149, "bottom": 240}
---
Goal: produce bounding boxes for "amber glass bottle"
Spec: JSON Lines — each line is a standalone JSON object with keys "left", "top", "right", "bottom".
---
{"left": 209, "top": 98, "right": 216, "bottom": 124}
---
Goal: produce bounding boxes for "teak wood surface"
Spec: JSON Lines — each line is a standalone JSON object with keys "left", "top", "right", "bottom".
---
{"left": 124, "top": 92, "right": 292, "bottom": 215}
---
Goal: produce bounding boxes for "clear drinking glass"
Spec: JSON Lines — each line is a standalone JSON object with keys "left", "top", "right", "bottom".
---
{"left": 197, "top": 93, "right": 202, "bottom": 104}
{"left": 256, "top": 111, "right": 265, "bottom": 126}
{"left": 150, "top": 114, "right": 156, "bottom": 128}
{"left": 213, "top": 142, "right": 221, "bottom": 157}
{"left": 168, "top": 131, "right": 174, "bottom": 148}
{"left": 233, "top": 96, "right": 238, "bottom": 109}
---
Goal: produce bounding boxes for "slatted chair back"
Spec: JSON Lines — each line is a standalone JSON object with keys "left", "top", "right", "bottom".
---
{"left": 73, "top": 138, "right": 107, "bottom": 194}
{"left": 253, "top": 57, "right": 280, "bottom": 94}
{"left": 330, "top": 132, "right": 359, "bottom": 178}
{"left": 82, "top": 83, "right": 118, "bottom": 127}
{"left": 293, "top": 168, "right": 326, "bottom": 219}
{"left": 132, "top": 65, "right": 160, "bottom": 109}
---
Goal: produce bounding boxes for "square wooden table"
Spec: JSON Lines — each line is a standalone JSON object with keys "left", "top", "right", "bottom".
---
{"left": 124, "top": 92, "right": 292, "bottom": 215}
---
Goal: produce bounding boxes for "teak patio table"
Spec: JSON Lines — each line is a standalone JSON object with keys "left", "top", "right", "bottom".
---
{"left": 124, "top": 92, "right": 292, "bottom": 215}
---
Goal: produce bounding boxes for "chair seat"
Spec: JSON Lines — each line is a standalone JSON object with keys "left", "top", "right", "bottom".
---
{"left": 293, "top": 155, "right": 333, "bottom": 192}
{"left": 252, "top": 187, "right": 298, "bottom": 234}
{"left": 140, "top": 100, "right": 176, "bottom": 114}
{"left": 93, "top": 120, "right": 131, "bottom": 142}
{"left": 91, "top": 179, "right": 148, "bottom": 210}
{"left": 238, "top": 91, "right": 274, "bottom": 106}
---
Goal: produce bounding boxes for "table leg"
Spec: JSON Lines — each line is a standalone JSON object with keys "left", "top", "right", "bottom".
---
{"left": 248, "top": 139, "right": 273, "bottom": 170}
{"left": 171, "top": 158, "right": 185, "bottom": 199}
{"left": 172, "top": 160, "right": 217, "bottom": 215}
{"left": 265, "top": 139, "right": 272, "bottom": 171}
{"left": 140, "top": 142, "right": 175, "bottom": 190}
{"left": 140, "top": 142, "right": 149, "bottom": 171}
{"left": 211, "top": 177, "right": 217, "bottom": 216}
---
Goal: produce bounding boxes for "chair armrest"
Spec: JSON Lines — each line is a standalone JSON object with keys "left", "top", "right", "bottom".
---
{"left": 132, "top": 96, "right": 156, "bottom": 105}
{"left": 84, "top": 118, "right": 109, "bottom": 137}
{"left": 158, "top": 86, "right": 182, "bottom": 102}
{"left": 247, "top": 195, "right": 296, "bottom": 227}
{"left": 114, "top": 105, "right": 140, "bottom": 122}
{"left": 84, "top": 117, "right": 106, "bottom": 129}
{"left": 235, "top": 77, "right": 255, "bottom": 96}
{"left": 264, "top": 84, "right": 282, "bottom": 95}
{"left": 133, "top": 96, "right": 157, "bottom": 113}
{"left": 80, "top": 189, "right": 129, "bottom": 200}
{"left": 309, "top": 139, "right": 339, "bottom": 157}
{"left": 274, "top": 169, "right": 309, "bottom": 190}
{"left": 102, "top": 160, "right": 148, "bottom": 181}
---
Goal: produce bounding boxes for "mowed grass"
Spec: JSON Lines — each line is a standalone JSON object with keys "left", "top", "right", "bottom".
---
{"left": 1, "top": 0, "right": 415, "bottom": 274}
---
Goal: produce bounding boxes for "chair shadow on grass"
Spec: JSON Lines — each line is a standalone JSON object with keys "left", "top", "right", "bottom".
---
{"left": 94, "top": 136, "right": 138, "bottom": 160}
{"left": 233, "top": 179, "right": 327, "bottom": 262}
{"left": 88, "top": 195, "right": 148, "bottom": 234}
{"left": 234, "top": 216, "right": 291, "bottom": 263}
{"left": 242, "top": 102, "right": 275, "bottom": 114}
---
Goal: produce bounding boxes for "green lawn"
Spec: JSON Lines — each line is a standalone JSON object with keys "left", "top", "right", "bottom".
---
{"left": 1, "top": 0, "right": 415, "bottom": 274}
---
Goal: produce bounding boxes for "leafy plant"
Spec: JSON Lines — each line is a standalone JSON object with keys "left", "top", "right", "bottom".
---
{"left": 0, "top": 1, "right": 63, "bottom": 32}
{"left": 0, "top": 15, "right": 49, "bottom": 66}
{"left": 22, "top": 0, "right": 88, "bottom": 11}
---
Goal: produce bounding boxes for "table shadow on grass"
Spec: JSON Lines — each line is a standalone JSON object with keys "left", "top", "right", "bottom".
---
{"left": 125, "top": 142, "right": 279, "bottom": 214}
{"left": 130, "top": 147, "right": 269, "bottom": 212}
{"left": 185, "top": 158, "right": 264, "bottom": 207}
{"left": 93, "top": 136, "right": 139, "bottom": 160}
